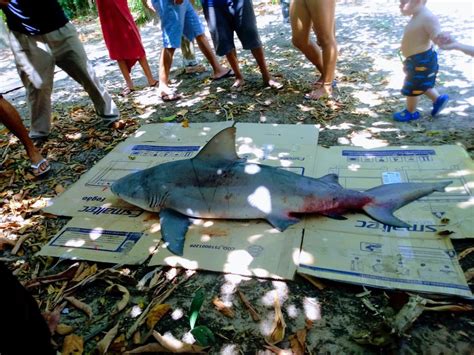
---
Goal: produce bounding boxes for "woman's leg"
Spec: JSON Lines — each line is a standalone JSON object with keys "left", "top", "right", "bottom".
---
{"left": 138, "top": 56, "right": 158, "bottom": 86}
{"left": 117, "top": 60, "right": 135, "bottom": 92}
{"left": 306, "top": 0, "right": 337, "bottom": 99}
{"left": 290, "top": 0, "right": 324, "bottom": 74}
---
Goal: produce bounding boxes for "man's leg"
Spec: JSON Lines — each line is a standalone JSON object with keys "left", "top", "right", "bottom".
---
{"left": 0, "top": 96, "right": 45, "bottom": 167}
{"left": 290, "top": 0, "right": 324, "bottom": 74}
{"left": 158, "top": 47, "right": 176, "bottom": 96}
{"left": 49, "top": 23, "right": 119, "bottom": 121}
{"left": 194, "top": 34, "right": 229, "bottom": 79}
{"left": 8, "top": 30, "right": 55, "bottom": 138}
{"left": 225, "top": 49, "right": 244, "bottom": 88}
{"left": 250, "top": 47, "right": 283, "bottom": 89}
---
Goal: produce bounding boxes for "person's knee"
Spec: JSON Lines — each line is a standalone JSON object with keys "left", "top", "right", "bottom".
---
{"left": 291, "top": 34, "right": 308, "bottom": 50}
{"left": 316, "top": 33, "right": 336, "bottom": 48}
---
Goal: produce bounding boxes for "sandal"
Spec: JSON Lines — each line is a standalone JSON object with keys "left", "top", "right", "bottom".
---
{"left": 161, "top": 92, "right": 182, "bottom": 102}
{"left": 121, "top": 87, "right": 135, "bottom": 96}
{"left": 31, "top": 158, "right": 50, "bottom": 177}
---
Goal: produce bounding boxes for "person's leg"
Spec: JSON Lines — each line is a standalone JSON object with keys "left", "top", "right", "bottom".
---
{"left": 195, "top": 34, "right": 229, "bottom": 79}
{"left": 117, "top": 60, "right": 135, "bottom": 95}
{"left": 158, "top": 47, "right": 177, "bottom": 96}
{"left": 406, "top": 96, "right": 419, "bottom": 112}
{"left": 290, "top": 0, "right": 324, "bottom": 74}
{"left": 8, "top": 30, "right": 55, "bottom": 138}
{"left": 305, "top": 0, "right": 337, "bottom": 99}
{"left": 424, "top": 88, "right": 439, "bottom": 102}
{"left": 225, "top": 49, "right": 244, "bottom": 89}
{"left": 0, "top": 96, "right": 48, "bottom": 173}
{"left": 250, "top": 47, "right": 283, "bottom": 89}
{"left": 137, "top": 56, "right": 158, "bottom": 87}
{"left": 182, "top": 0, "right": 229, "bottom": 79}
{"left": 181, "top": 36, "right": 197, "bottom": 66}
{"left": 50, "top": 23, "right": 120, "bottom": 121}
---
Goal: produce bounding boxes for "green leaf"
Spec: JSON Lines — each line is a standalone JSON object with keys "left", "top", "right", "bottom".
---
{"left": 191, "top": 325, "right": 215, "bottom": 346}
{"left": 160, "top": 114, "right": 177, "bottom": 122}
{"left": 189, "top": 288, "right": 205, "bottom": 329}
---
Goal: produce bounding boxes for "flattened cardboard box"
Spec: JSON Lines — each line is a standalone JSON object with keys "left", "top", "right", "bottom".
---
{"left": 298, "top": 145, "right": 473, "bottom": 298}
{"left": 40, "top": 122, "right": 320, "bottom": 279}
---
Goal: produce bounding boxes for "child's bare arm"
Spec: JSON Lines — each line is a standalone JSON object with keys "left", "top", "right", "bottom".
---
{"left": 441, "top": 41, "right": 474, "bottom": 57}
{"left": 423, "top": 14, "right": 443, "bottom": 45}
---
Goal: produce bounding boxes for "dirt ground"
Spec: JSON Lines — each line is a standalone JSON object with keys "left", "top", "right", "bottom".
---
{"left": 1, "top": 1, "right": 473, "bottom": 354}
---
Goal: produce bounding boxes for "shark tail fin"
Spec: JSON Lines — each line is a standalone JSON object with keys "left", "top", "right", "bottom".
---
{"left": 362, "top": 180, "right": 452, "bottom": 228}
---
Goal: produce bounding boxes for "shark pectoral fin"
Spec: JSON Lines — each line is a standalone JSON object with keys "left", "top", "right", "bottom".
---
{"left": 321, "top": 212, "right": 347, "bottom": 220}
{"left": 159, "top": 208, "right": 192, "bottom": 256}
{"left": 363, "top": 205, "right": 411, "bottom": 228}
{"left": 266, "top": 214, "right": 301, "bottom": 231}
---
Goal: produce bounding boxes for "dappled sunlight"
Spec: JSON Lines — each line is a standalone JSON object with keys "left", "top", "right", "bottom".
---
{"left": 458, "top": 197, "right": 474, "bottom": 209}
{"left": 171, "top": 308, "right": 184, "bottom": 321}
{"left": 162, "top": 255, "right": 199, "bottom": 269}
{"left": 298, "top": 249, "right": 315, "bottom": 266}
{"left": 303, "top": 297, "right": 322, "bottom": 321}
{"left": 89, "top": 227, "right": 104, "bottom": 241}
{"left": 247, "top": 186, "right": 272, "bottom": 214}
{"left": 223, "top": 250, "right": 254, "bottom": 274}
{"left": 64, "top": 239, "right": 86, "bottom": 248}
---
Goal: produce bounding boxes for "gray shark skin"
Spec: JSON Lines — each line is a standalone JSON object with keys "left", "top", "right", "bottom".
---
{"left": 111, "top": 126, "right": 452, "bottom": 256}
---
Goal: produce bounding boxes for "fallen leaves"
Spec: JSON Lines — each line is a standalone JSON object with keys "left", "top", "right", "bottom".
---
{"left": 265, "top": 294, "right": 286, "bottom": 345}
{"left": 65, "top": 296, "right": 93, "bottom": 318}
{"left": 146, "top": 303, "right": 171, "bottom": 329}
{"left": 212, "top": 296, "right": 234, "bottom": 318}
{"left": 62, "top": 334, "right": 84, "bottom": 355}
{"left": 96, "top": 323, "right": 120, "bottom": 354}
{"left": 237, "top": 289, "right": 260, "bottom": 322}
{"left": 152, "top": 331, "right": 207, "bottom": 353}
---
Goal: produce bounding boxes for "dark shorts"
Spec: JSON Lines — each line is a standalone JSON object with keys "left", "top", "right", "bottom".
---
{"left": 202, "top": 0, "right": 262, "bottom": 56}
{"left": 401, "top": 47, "right": 439, "bottom": 97}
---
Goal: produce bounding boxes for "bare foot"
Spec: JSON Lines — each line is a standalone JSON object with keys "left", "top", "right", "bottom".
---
{"left": 304, "top": 83, "right": 332, "bottom": 100}
{"left": 265, "top": 79, "right": 283, "bottom": 90}
{"left": 231, "top": 78, "right": 245, "bottom": 92}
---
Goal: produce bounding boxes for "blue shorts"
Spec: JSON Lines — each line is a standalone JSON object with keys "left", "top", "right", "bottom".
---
{"left": 152, "top": 0, "right": 204, "bottom": 48}
{"left": 401, "top": 47, "right": 439, "bottom": 97}
{"left": 202, "top": 0, "right": 261, "bottom": 56}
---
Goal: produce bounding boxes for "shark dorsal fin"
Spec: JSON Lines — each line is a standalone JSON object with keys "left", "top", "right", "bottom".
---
{"left": 319, "top": 174, "right": 343, "bottom": 187}
{"left": 193, "top": 126, "right": 240, "bottom": 162}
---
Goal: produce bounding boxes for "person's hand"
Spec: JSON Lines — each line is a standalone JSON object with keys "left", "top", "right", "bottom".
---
{"left": 434, "top": 31, "right": 454, "bottom": 46}
{"left": 438, "top": 41, "right": 459, "bottom": 50}
{"left": 0, "top": 0, "right": 11, "bottom": 7}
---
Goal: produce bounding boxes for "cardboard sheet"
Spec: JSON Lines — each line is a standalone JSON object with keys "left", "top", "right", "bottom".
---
{"left": 298, "top": 145, "right": 473, "bottom": 298}
{"left": 40, "top": 122, "right": 319, "bottom": 279}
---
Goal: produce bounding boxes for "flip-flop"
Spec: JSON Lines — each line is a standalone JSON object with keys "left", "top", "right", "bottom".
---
{"left": 121, "top": 87, "right": 135, "bottom": 96}
{"left": 149, "top": 80, "right": 159, "bottom": 88}
{"left": 161, "top": 92, "right": 182, "bottom": 102}
{"left": 212, "top": 69, "right": 235, "bottom": 81}
{"left": 31, "top": 158, "right": 50, "bottom": 177}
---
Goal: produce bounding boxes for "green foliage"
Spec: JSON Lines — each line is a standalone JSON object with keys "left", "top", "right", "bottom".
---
{"left": 188, "top": 288, "right": 205, "bottom": 330}
{"left": 58, "top": 0, "right": 96, "bottom": 19}
{"left": 190, "top": 325, "right": 216, "bottom": 347}
{"left": 128, "top": 0, "right": 156, "bottom": 26}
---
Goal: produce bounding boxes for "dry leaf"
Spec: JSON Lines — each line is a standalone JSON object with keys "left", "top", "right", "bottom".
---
{"left": 458, "top": 247, "right": 474, "bottom": 260}
{"left": 289, "top": 328, "right": 307, "bottom": 355}
{"left": 265, "top": 294, "right": 286, "bottom": 345}
{"left": 106, "top": 283, "right": 130, "bottom": 315}
{"left": 298, "top": 273, "right": 326, "bottom": 290}
{"left": 65, "top": 296, "right": 93, "bottom": 318}
{"left": 54, "top": 184, "right": 65, "bottom": 194}
{"left": 153, "top": 331, "right": 207, "bottom": 353}
{"left": 56, "top": 323, "right": 74, "bottom": 335}
{"left": 62, "top": 334, "right": 84, "bottom": 355}
{"left": 125, "top": 343, "right": 168, "bottom": 354}
{"left": 237, "top": 289, "right": 260, "bottom": 321}
{"left": 464, "top": 268, "right": 474, "bottom": 282}
{"left": 146, "top": 304, "right": 171, "bottom": 329}
{"left": 424, "top": 304, "right": 474, "bottom": 312}
{"left": 263, "top": 344, "right": 293, "bottom": 354}
{"left": 72, "top": 263, "right": 98, "bottom": 282}
{"left": 213, "top": 297, "right": 235, "bottom": 318}
{"left": 96, "top": 323, "right": 120, "bottom": 354}
{"left": 181, "top": 118, "right": 189, "bottom": 128}
{"left": 25, "top": 263, "right": 80, "bottom": 289}
{"left": 392, "top": 295, "right": 427, "bottom": 335}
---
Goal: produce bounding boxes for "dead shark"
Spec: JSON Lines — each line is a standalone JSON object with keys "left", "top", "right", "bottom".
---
{"left": 111, "top": 126, "right": 452, "bottom": 255}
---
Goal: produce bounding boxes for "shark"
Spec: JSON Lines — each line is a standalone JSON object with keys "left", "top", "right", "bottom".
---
{"left": 111, "top": 125, "right": 452, "bottom": 255}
